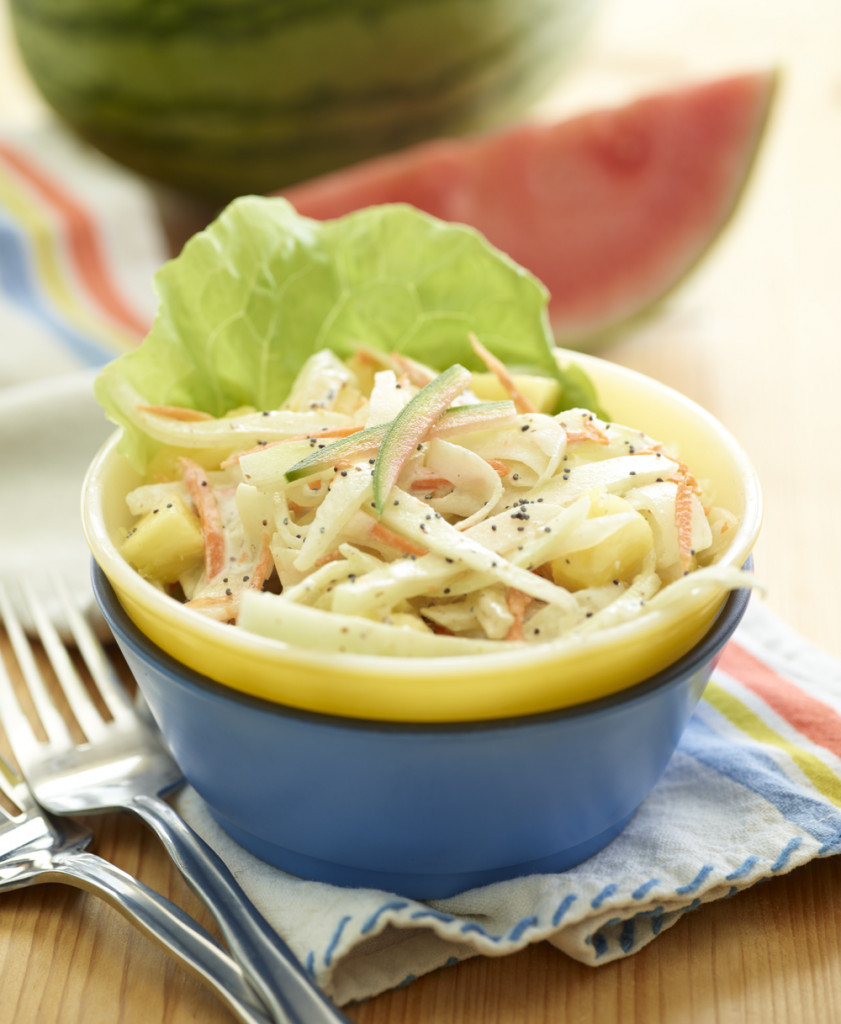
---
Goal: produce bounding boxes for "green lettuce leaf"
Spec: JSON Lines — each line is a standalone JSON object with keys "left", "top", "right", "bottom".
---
{"left": 95, "top": 197, "right": 601, "bottom": 470}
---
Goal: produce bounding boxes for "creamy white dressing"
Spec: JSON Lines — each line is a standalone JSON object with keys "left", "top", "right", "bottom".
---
{"left": 122, "top": 349, "right": 747, "bottom": 656}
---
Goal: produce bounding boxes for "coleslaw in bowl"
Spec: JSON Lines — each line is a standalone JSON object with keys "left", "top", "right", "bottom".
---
{"left": 82, "top": 345, "right": 761, "bottom": 721}
{"left": 81, "top": 197, "right": 761, "bottom": 722}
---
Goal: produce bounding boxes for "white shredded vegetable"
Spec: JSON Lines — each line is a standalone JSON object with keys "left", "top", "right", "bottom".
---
{"left": 119, "top": 349, "right": 751, "bottom": 656}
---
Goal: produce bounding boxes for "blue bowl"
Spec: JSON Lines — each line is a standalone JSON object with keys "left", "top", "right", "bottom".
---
{"left": 92, "top": 562, "right": 751, "bottom": 899}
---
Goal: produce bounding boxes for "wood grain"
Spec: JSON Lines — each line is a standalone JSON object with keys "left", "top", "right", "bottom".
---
{"left": 2, "top": 0, "right": 841, "bottom": 1020}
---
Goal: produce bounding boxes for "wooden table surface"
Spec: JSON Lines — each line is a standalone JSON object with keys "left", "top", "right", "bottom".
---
{"left": 2, "top": 0, "right": 841, "bottom": 1020}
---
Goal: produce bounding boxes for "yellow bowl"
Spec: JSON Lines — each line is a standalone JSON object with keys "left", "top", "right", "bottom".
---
{"left": 82, "top": 349, "right": 762, "bottom": 723}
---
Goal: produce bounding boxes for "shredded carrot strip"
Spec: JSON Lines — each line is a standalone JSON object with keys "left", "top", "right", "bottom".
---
{"left": 391, "top": 353, "right": 435, "bottom": 387}
{"left": 354, "top": 346, "right": 392, "bottom": 369}
{"left": 409, "top": 475, "right": 453, "bottom": 493}
{"left": 357, "top": 346, "right": 433, "bottom": 386}
{"left": 248, "top": 533, "right": 274, "bottom": 590}
{"left": 180, "top": 457, "right": 226, "bottom": 579}
{"left": 675, "top": 474, "right": 697, "bottom": 573}
{"left": 505, "top": 588, "right": 534, "bottom": 642}
{"left": 635, "top": 447, "right": 702, "bottom": 492}
{"left": 427, "top": 620, "right": 455, "bottom": 636}
{"left": 486, "top": 458, "right": 511, "bottom": 477}
{"left": 220, "top": 441, "right": 281, "bottom": 466}
{"left": 683, "top": 468, "right": 703, "bottom": 496}
{"left": 631, "top": 446, "right": 701, "bottom": 571}
{"left": 186, "top": 534, "right": 273, "bottom": 621}
{"left": 313, "top": 550, "right": 343, "bottom": 568}
{"left": 408, "top": 461, "right": 506, "bottom": 495}
{"left": 565, "top": 420, "right": 610, "bottom": 445}
{"left": 138, "top": 404, "right": 214, "bottom": 422}
{"left": 469, "top": 333, "right": 538, "bottom": 414}
{"left": 368, "top": 521, "right": 428, "bottom": 558}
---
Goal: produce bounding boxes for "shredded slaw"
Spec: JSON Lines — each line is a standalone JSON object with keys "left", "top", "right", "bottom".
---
{"left": 119, "top": 347, "right": 748, "bottom": 656}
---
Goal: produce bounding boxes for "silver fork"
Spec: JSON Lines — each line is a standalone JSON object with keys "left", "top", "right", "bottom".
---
{"left": 0, "top": 578, "right": 351, "bottom": 1024}
{"left": 0, "top": 754, "right": 272, "bottom": 1023}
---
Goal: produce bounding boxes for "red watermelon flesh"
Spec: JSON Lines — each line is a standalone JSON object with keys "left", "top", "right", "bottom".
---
{"left": 280, "top": 71, "right": 776, "bottom": 347}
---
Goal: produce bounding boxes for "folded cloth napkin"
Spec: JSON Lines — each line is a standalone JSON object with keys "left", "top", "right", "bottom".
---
{"left": 5, "top": 121, "right": 841, "bottom": 1010}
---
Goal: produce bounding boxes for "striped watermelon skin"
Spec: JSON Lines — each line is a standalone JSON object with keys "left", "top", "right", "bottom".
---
{"left": 10, "top": 0, "right": 599, "bottom": 201}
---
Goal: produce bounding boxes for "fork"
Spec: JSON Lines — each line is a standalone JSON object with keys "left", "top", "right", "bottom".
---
{"left": 0, "top": 754, "right": 273, "bottom": 1023}
{"left": 0, "top": 578, "right": 352, "bottom": 1024}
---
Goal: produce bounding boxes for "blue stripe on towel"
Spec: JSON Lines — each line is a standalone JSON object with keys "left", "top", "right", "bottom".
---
{"left": 509, "top": 915, "right": 539, "bottom": 942}
{"left": 632, "top": 878, "right": 660, "bottom": 900}
{"left": 770, "top": 836, "right": 802, "bottom": 872}
{"left": 459, "top": 921, "right": 502, "bottom": 942}
{"left": 818, "top": 827, "right": 841, "bottom": 856}
{"left": 361, "top": 900, "right": 409, "bottom": 934}
{"left": 681, "top": 716, "right": 841, "bottom": 845}
{"left": 591, "top": 883, "right": 618, "bottom": 909}
{"left": 324, "top": 914, "right": 352, "bottom": 967}
{"left": 552, "top": 893, "right": 577, "bottom": 927}
{"left": 726, "top": 855, "right": 759, "bottom": 880}
{"left": 410, "top": 909, "right": 456, "bottom": 924}
{"left": 675, "top": 864, "right": 714, "bottom": 894}
{"left": 619, "top": 919, "right": 636, "bottom": 953}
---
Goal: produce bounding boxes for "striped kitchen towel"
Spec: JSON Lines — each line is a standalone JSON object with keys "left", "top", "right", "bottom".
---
{"left": 175, "top": 598, "right": 841, "bottom": 1006}
{"left": 0, "top": 122, "right": 166, "bottom": 622}
{"left": 0, "top": 123, "right": 166, "bottom": 386}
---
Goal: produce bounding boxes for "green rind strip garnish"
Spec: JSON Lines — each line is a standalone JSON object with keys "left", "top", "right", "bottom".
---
{"left": 433, "top": 400, "right": 516, "bottom": 433}
{"left": 373, "top": 364, "right": 472, "bottom": 516}
{"left": 283, "top": 398, "right": 516, "bottom": 482}
{"left": 284, "top": 423, "right": 388, "bottom": 481}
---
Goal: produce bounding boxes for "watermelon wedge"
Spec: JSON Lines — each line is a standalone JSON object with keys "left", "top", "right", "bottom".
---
{"left": 280, "top": 71, "right": 777, "bottom": 348}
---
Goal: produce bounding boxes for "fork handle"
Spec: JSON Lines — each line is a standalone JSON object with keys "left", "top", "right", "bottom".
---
{"left": 48, "top": 849, "right": 273, "bottom": 1024}
{"left": 130, "top": 793, "right": 352, "bottom": 1024}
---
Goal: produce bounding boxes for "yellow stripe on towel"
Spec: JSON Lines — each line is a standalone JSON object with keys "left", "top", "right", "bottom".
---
{"left": 705, "top": 681, "right": 841, "bottom": 808}
{"left": 0, "top": 165, "right": 138, "bottom": 354}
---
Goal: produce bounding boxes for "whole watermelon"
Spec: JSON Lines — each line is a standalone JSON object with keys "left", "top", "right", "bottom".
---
{"left": 10, "top": 0, "right": 599, "bottom": 201}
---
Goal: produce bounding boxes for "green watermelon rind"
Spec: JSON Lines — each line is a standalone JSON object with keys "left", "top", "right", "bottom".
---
{"left": 10, "top": 0, "right": 600, "bottom": 199}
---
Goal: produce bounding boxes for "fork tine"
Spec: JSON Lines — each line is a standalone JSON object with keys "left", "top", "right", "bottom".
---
{"left": 17, "top": 577, "right": 107, "bottom": 741}
{"left": 0, "top": 754, "right": 29, "bottom": 816}
{"left": 0, "top": 581, "right": 71, "bottom": 755}
{"left": 0, "top": 758, "right": 26, "bottom": 853}
{"left": 51, "top": 574, "right": 134, "bottom": 722}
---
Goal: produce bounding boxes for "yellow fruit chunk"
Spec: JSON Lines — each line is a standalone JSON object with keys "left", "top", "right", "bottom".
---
{"left": 470, "top": 372, "right": 561, "bottom": 413}
{"left": 550, "top": 495, "right": 653, "bottom": 590}
{"left": 122, "top": 495, "right": 205, "bottom": 585}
